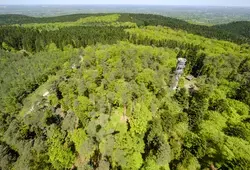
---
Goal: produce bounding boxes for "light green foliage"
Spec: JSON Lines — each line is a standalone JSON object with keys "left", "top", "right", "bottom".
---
{"left": 73, "top": 96, "right": 92, "bottom": 126}
{"left": 217, "top": 79, "right": 240, "bottom": 98}
{"left": 1, "top": 13, "right": 250, "bottom": 170}
{"left": 107, "top": 79, "right": 133, "bottom": 106}
{"left": 71, "top": 128, "right": 87, "bottom": 153}
{"left": 112, "top": 132, "right": 144, "bottom": 169}
{"left": 143, "top": 156, "right": 170, "bottom": 170}
{"left": 206, "top": 111, "right": 227, "bottom": 130}
{"left": 65, "top": 42, "right": 178, "bottom": 169}
{"left": 198, "top": 106, "right": 250, "bottom": 168}
{"left": 172, "top": 122, "right": 189, "bottom": 139}
{"left": 130, "top": 102, "right": 152, "bottom": 135}
{"left": 35, "top": 42, "right": 178, "bottom": 169}
{"left": 126, "top": 26, "right": 246, "bottom": 57}
{"left": 207, "top": 89, "right": 248, "bottom": 123}
{"left": 77, "top": 14, "right": 120, "bottom": 23}
{"left": 47, "top": 128, "right": 75, "bottom": 169}
{"left": 59, "top": 80, "right": 77, "bottom": 110}
{"left": 2, "top": 42, "right": 15, "bottom": 52}
{"left": 19, "top": 14, "right": 136, "bottom": 31}
{"left": 227, "top": 99, "right": 249, "bottom": 116}
{"left": 104, "top": 108, "right": 128, "bottom": 134}
{"left": 46, "top": 43, "right": 58, "bottom": 52}
{"left": 136, "top": 68, "right": 155, "bottom": 85}
{"left": 142, "top": 156, "right": 161, "bottom": 170}
{"left": 48, "top": 94, "right": 59, "bottom": 107}
{"left": 224, "top": 136, "right": 250, "bottom": 161}
{"left": 176, "top": 151, "right": 200, "bottom": 170}
{"left": 159, "top": 95, "right": 182, "bottom": 133}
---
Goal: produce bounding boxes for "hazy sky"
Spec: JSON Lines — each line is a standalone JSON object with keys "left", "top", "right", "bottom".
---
{"left": 1, "top": 0, "right": 250, "bottom": 6}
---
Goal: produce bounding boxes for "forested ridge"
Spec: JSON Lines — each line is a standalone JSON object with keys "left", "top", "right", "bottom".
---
{"left": 1, "top": 13, "right": 250, "bottom": 44}
{"left": 0, "top": 13, "right": 250, "bottom": 170}
{"left": 0, "top": 13, "right": 105, "bottom": 25}
{"left": 213, "top": 21, "right": 250, "bottom": 39}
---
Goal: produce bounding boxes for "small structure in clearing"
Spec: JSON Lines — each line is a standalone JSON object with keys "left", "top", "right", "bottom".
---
{"left": 184, "top": 75, "right": 199, "bottom": 92}
{"left": 43, "top": 91, "right": 50, "bottom": 97}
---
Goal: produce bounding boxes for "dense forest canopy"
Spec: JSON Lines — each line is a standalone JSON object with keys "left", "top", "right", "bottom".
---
{"left": 213, "top": 21, "right": 250, "bottom": 39}
{"left": 0, "top": 13, "right": 250, "bottom": 170}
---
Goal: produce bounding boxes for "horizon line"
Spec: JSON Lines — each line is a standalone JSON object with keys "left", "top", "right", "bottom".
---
{"left": 1, "top": 4, "right": 250, "bottom": 7}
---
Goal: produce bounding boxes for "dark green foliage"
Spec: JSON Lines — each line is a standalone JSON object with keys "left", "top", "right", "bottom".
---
{"left": 174, "top": 88, "right": 189, "bottom": 108}
{"left": 0, "top": 13, "right": 105, "bottom": 25}
{"left": 214, "top": 21, "right": 250, "bottom": 39}
{"left": 224, "top": 122, "right": 250, "bottom": 141}
{"left": 0, "top": 47, "right": 78, "bottom": 113}
{"left": 0, "top": 142, "right": 18, "bottom": 170}
{"left": 236, "top": 57, "right": 250, "bottom": 106}
{"left": 187, "top": 86, "right": 210, "bottom": 131}
{"left": 144, "top": 118, "right": 171, "bottom": 167}
{"left": 0, "top": 26, "right": 128, "bottom": 52}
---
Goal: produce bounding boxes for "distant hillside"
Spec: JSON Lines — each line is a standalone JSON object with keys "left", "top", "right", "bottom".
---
{"left": 213, "top": 21, "right": 250, "bottom": 39}
{"left": 118, "top": 14, "right": 250, "bottom": 44}
{"left": 0, "top": 14, "right": 34, "bottom": 25}
{"left": 0, "top": 13, "right": 249, "bottom": 44}
{"left": 0, "top": 13, "right": 104, "bottom": 25}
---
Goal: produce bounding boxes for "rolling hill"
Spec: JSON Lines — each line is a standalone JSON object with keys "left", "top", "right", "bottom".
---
{"left": 213, "top": 21, "right": 250, "bottom": 39}
{"left": 1, "top": 13, "right": 250, "bottom": 45}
